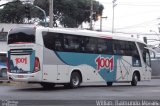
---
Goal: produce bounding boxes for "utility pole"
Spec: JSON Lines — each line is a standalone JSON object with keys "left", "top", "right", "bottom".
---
{"left": 49, "top": 0, "right": 53, "bottom": 28}
{"left": 90, "top": 0, "right": 93, "bottom": 30}
{"left": 112, "top": 0, "right": 117, "bottom": 33}
{"left": 100, "top": 16, "right": 107, "bottom": 31}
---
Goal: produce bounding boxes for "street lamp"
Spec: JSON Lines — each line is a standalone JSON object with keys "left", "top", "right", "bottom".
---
{"left": 34, "top": 6, "right": 47, "bottom": 27}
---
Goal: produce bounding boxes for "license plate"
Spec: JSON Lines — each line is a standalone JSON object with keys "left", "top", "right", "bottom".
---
{"left": 17, "top": 75, "right": 24, "bottom": 78}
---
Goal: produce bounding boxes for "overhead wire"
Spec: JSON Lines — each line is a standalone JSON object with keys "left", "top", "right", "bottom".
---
{"left": 99, "top": 1, "right": 160, "bottom": 7}
{"left": 97, "top": 1, "right": 160, "bottom": 33}
{"left": 115, "top": 19, "right": 159, "bottom": 30}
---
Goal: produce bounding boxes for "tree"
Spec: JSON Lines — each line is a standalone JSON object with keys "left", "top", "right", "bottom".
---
{"left": 0, "top": 0, "right": 26, "bottom": 23}
{"left": 0, "top": 0, "right": 104, "bottom": 27}
{"left": 34, "top": 0, "right": 104, "bottom": 28}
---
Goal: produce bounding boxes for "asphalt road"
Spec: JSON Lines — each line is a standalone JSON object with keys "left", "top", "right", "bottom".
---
{"left": 0, "top": 79, "right": 160, "bottom": 106}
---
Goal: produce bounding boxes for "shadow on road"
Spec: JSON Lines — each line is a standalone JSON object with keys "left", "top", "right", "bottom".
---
{"left": 9, "top": 83, "right": 160, "bottom": 92}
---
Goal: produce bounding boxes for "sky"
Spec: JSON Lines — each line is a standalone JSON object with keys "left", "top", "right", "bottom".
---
{"left": 0, "top": 0, "right": 160, "bottom": 45}
{"left": 96, "top": 0, "right": 160, "bottom": 33}
{"left": 94, "top": 0, "right": 160, "bottom": 46}
{"left": 1, "top": 0, "right": 160, "bottom": 33}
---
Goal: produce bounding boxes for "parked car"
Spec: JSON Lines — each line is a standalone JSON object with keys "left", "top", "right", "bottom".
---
{"left": 0, "top": 52, "right": 7, "bottom": 79}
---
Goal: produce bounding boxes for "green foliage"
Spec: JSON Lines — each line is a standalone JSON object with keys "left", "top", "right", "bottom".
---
{"left": 0, "top": 0, "right": 26, "bottom": 23}
{"left": 34, "top": 0, "right": 104, "bottom": 28}
{"left": 0, "top": 0, "right": 104, "bottom": 27}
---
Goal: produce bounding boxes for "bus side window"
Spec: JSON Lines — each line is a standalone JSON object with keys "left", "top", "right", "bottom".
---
{"left": 42, "top": 32, "right": 64, "bottom": 51}
{"left": 55, "top": 39, "right": 62, "bottom": 51}
{"left": 106, "top": 40, "right": 113, "bottom": 54}
{"left": 113, "top": 40, "right": 124, "bottom": 55}
{"left": 113, "top": 43, "right": 117, "bottom": 55}
{"left": 80, "top": 37, "right": 87, "bottom": 52}
{"left": 64, "top": 38, "right": 69, "bottom": 49}
{"left": 63, "top": 34, "right": 81, "bottom": 52}
{"left": 130, "top": 42, "right": 140, "bottom": 58}
{"left": 85, "top": 37, "right": 97, "bottom": 53}
{"left": 42, "top": 32, "right": 55, "bottom": 50}
{"left": 146, "top": 50, "right": 151, "bottom": 66}
{"left": 97, "top": 38, "right": 108, "bottom": 54}
{"left": 53, "top": 33, "right": 64, "bottom": 51}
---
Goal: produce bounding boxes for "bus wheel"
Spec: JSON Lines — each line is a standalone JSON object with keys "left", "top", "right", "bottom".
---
{"left": 107, "top": 82, "right": 113, "bottom": 86}
{"left": 1, "top": 69, "right": 7, "bottom": 77}
{"left": 131, "top": 73, "right": 138, "bottom": 86}
{"left": 40, "top": 83, "right": 55, "bottom": 89}
{"left": 69, "top": 72, "right": 81, "bottom": 88}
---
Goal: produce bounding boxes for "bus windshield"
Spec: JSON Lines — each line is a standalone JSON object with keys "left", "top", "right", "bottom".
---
{"left": 8, "top": 27, "right": 35, "bottom": 44}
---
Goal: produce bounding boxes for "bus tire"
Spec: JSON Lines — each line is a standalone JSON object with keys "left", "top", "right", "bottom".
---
{"left": 107, "top": 82, "right": 113, "bottom": 86}
{"left": 69, "top": 72, "right": 81, "bottom": 89}
{"left": 40, "top": 83, "right": 55, "bottom": 89}
{"left": 131, "top": 73, "right": 138, "bottom": 86}
{"left": 1, "top": 69, "right": 7, "bottom": 77}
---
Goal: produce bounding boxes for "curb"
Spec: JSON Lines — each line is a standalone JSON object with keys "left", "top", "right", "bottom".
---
{"left": 0, "top": 78, "right": 9, "bottom": 83}
{"left": 0, "top": 80, "right": 10, "bottom": 83}
{"left": 151, "top": 76, "right": 160, "bottom": 79}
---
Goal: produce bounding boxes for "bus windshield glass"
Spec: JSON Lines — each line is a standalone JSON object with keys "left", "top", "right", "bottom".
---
{"left": 8, "top": 27, "right": 35, "bottom": 44}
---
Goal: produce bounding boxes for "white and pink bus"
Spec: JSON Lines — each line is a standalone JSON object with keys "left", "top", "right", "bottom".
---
{"left": 7, "top": 27, "right": 152, "bottom": 88}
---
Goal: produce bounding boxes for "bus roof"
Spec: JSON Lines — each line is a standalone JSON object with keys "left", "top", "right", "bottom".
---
{"left": 46, "top": 27, "right": 146, "bottom": 44}
{"left": 11, "top": 26, "right": 146, "bottom": 45}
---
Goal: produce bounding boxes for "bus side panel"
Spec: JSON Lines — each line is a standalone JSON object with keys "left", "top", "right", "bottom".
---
{"left": 57, "top": 65, "right": 70, "bottom": 83}
{"left": 55, "top": 52, "right": 118, "bottom": 82}
{"left": 42, "top": 48, "right": 70, "bottom": 83}
{"left": 68, "top": 65, "right": 104, "bottom": 83}
{"left": 146, "top": 66, "right": 152, "bottom": 80}
{"left": 81, "top": 65, "right": 104, "bottom": 82}
{"left": 116, "top": 56, "right": 132, "bottom": 81}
